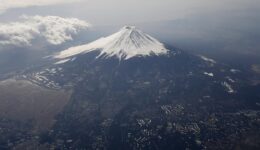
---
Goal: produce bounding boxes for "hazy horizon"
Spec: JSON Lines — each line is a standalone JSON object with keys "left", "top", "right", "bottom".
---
{"left": 0, "top": 0, "right": 260, "bottom": 70}
{"left": 0, "top": 0, "right": 259, "bottom": 25}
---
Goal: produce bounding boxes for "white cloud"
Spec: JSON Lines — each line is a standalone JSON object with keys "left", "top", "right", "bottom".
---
{"left": 0, "top": 0, "right": 83, "bottom": 14}
{"left": 0, "top": 15, "right": 91, "bottom": 47}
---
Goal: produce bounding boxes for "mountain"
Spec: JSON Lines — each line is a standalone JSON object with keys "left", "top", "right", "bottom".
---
{"left": 3, "top": 26, "right": 260, "bottom": 149}
{"left": 54, "top": 26, "right": 169, "bottom": 60}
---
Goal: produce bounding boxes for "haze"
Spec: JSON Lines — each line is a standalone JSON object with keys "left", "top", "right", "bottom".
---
{"left": 0, "top": 0, "right": 260, "bottom": 72}
{"left": 0, "top": 0, "right": 259, "bottom": 25}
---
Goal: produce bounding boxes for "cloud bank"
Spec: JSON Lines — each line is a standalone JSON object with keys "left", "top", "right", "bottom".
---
{"left": 0, "top": 0, "right": 82, "bottom": 14}
{"left": 0, "top": 15, "right": 91, "bottom": 47}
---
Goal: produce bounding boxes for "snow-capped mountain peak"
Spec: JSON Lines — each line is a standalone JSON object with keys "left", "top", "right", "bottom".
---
{"left": 54, "top": 26, "right": 169, "bottom": 60}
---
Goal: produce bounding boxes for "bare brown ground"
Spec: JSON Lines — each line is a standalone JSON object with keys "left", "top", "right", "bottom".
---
{"left": 0, "top": 79, "right": 72, "bottom": 132}
{"left": 252, "top": 64, "right": 260, "bottom": 74}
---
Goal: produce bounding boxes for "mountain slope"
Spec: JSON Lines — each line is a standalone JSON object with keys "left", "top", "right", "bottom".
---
{"left": 13, "top": 26, "right": 260, "bottom": 150}
{"left": 54, "top": 26, "right": 169, "bottom": 60}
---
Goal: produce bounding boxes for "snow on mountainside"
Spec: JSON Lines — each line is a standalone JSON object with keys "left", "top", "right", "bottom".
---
{"left": 54, "top": 26, "right": 169, "bottom": 60}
